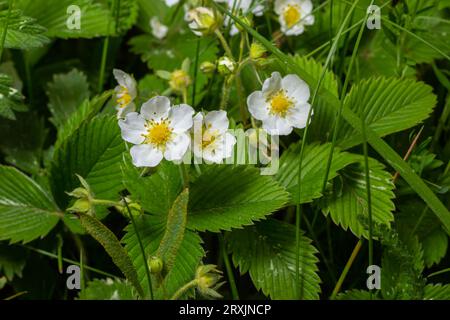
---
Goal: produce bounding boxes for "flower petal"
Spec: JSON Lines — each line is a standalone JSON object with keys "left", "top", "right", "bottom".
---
{"left": 164, "top": 132, "right": 191, "bottom": 161}
{"left": 117, "top": 102, "right": 136, "bottom": 119}
{"left": 247, "top": 91, "right": 270, "bottom": 121}
{"left": 281, "top": 74, "right": 310, "bottom": 103}
{"left": 169, "top": 104, "right": 194, "bottom": 133}
{"left": 113, "top": 69, "right": 136, "bottom": 97}
{"left": 287, "top": 102, "right": 312, "bottom": 129}
{"left": 262, "top": 115, "right": 293, "bottom": 136}
{"left": 141, "top": 96, "right": 171, "bottom": 121}
{"left": 223, "top": 132, "right": 237, "bottom": 159}
{"left": 130, "top": 144, "right": 163, "bottom": 167}
{"left": 205, "top": 110, "right": 229, "bottom": 133}
{"left": 300, "top": 0, "right": 313, "bottom": 13}
{"left": 262, "top": 72, "right": 282, "bottom": 97}
{"left": 118, "top": 112, "right": 146, "bottom": 144}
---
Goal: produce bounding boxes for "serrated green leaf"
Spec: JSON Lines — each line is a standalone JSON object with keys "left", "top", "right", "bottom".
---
{"left": 321, "top": 157, "right": 395, "bottom": 238}
{"left": 121, "top": 157, "right": 182, "bottom": 216}
{"left": 334, "top": 77, "right": 437, "bottom": 149}
{"left": 424, "top": 284, "right": 450, "bottom": 300}
{"left": 336, "top": 289, "right": 378, "bottom": 300}
{"left": 54, "top": 91, "right": 112, "bottom": 151}
{"left": 79, "top": 212, "right": 144, "bottom": 297}
{"left": 0, "top": 3, "right": 49, "bottom": 49}
{"left": 122, "top": 214, "right": 204, "bottom": 299}
{"left": 78, "top": 278, "right": 137, "bottom": 300}
{"left": 46, "top": 69, "right": 90, "bottom": 128}
{"left": 16, "top": 0, "right": 138, "bottom": 39}
{"left": 228, "top": 219, "right": 321, "bottom": 299}
{"left": 0, "top": 166, "right": 61, "bottom": 243}
{"left": 0, "top": 73, "right": 26, "bottom": 120}
{"left": 187, "top": 165, "right": 289, "bottom": 232}
{"left": 0, "top": 243, "right": 27, "bottom": 280}
{"left": 50, "top": 116, "right": 125, "bottom": 212}
{"left": 275, "top": 143, "right": 360, "bottom": 204}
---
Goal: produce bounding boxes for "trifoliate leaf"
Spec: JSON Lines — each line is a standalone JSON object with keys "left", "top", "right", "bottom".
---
{"left": 228, "top": 219, "right": 321, "bottom": 299}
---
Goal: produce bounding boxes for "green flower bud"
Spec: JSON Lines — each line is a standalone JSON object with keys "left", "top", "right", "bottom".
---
{"left": 250, "top": 42, "right": 267, "bottom": 60}
{"left": 235, "top": 15, "right": 252, "bottom": 33}
{"left": 195, "top": 264, "right": 224, "bottom": 299}
{"left": 148, "top": 256, "right": 164, "bottom": 274}
{"left": 200, "top": 61, "right": 216, "bottom": 74}
{"left": 186, "top": 7, "right": 222, "bottom": 37}
{"left": 67, "top": 198, "right": 91, "bottom": 213}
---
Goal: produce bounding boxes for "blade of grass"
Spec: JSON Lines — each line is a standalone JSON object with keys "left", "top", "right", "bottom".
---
{"left": 219, "top": 233, "right": 239, "bottom": 300}
{"left": 123, "top": 196, "right": 154, "bottom": 300}
{"left": 20, "top": 245, "right": 119, "bottom": 279}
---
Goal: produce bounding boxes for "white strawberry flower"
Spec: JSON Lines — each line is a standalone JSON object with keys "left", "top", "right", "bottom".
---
{"left": 274, "top": 0, "right": 314, "bottom": 36}
{"left": 113, "top": 69, "right": 137, "bottom": 119}
{"left": 165, "top": 0, "right": 180, "bottom": 6}
{"left": 186, "top": 7, "right": 221, "bottom": 36}
{"left": 219, "top": 0, "right": 266, "bottom": 36}
{"left": 119, "top": 96, "right": 194, "bottom": 167}
{"left": 150, "top": 17, "right": 169, "bottom": 40}
{"left": 247, "top": 72, "right": 312, "bottom": 135}
{"left": 193, "top": 110, "right": 236, "bottom": 163}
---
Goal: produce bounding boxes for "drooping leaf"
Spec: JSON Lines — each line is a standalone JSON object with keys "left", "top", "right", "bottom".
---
{"left": 321, "top": 157, "right": 396, "bottom": 238}
{"left": 50, "top": 116, "right": 125, "bottom": 210}
{"left": 78, "top": 278, "right": 137, "bottom": 300}
{"left": 188, "top": 165, "right": 290, "bottom": 232}
{"left": 78, "top": 212, "right": 144, "bottom": 297}
{"left": 0, "top": 166, "right": 61, "bottom": 243}
{"left": 122, "top": 214, "right": 204, "bottom": 299}
{"left": 156, "top": 189, "right": 188, "bottom": 275}
{"left": 228, "top": 219, "right": 321, "bottom": 300}
{"left": 275, "top": 143, "right": 360, "bottom": 204}
{"left": 46, "top": 69, "right": 90, "bottom": 128}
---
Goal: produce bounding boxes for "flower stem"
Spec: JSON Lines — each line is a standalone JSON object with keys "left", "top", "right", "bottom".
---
{"left": 123, "top": 196, "right": 154, "bottom": 300}
{"left": 330, "top": 239, "right": 363, "bottom": 299}
{"left": 170, "top": 279, "right": 198, "bottom": 300}
{"left": 219, "top": 233, "right": 239, "bottom": 300}
{"left": 215, "top": 29, "right": 234, "bottom": 60}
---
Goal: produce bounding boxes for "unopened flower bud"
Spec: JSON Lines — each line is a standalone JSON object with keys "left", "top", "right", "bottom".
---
{"left": 186, "top": 7, "right": 221, "bottom": 37}
{"left": 148, "top": 256, "right": 164, "bottom": 274}
{"left": 169, "top": 69, "right": 191, "bottom": 93}
{"left": 250, "top": 42, "right": 267, "bottom": 60}
{"left": 195, "top": 264, "right": 224, "bottom": 299}
{"left": 67, "top": 198, "right": 91, "bottom": 214}
{"left": 217, "top": 56, "right": 236, "bottom": 75}
{"left": 200, "top": 61, "right": 216, "bottom": 74}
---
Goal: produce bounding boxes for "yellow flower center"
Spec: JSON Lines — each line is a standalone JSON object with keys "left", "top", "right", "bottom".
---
{"left": 116, "top": 86, "right": 132, "bottom": 107}
{"left": 169, "top": 70, "right": 191, "bottom": 92}
{"left": 269, "top": 90, "right": 293, "bottom": 117}
{"left": 201, "top": 126, "right": 218, "bottom": 149}
{"left": 144, "top": 121, "right": 173, "bottom": 147}
{"left": 284, "top": 5, "right": 301, "bottom": 28}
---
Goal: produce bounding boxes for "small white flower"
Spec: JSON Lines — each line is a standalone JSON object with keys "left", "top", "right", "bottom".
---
{"left": 119, "top": 96, "right": 194, "bottom": 167}
{"left": 247, "top": 72, "right": 312, "bottom": 135}
{"left": 221, "top": 0, "right": 266, "bottom": 36}
{"left": 274, "top": 0, "right": 314, "bottom": 36}
{"left": 113, "top": 69, "right": 137, "bottom": 119}
{"left": 217, "top": 56, "right": 236, "bottom": 75}
{"left": 150, "top": 17, "right": 169, "bottom": 40}
{"left": 193, "top": 110, "right": 236, "bottom": 163}
{"left": 165, "top": 0, "right": 180, "bottom": 6}
{"left": 186, "top": 7, "right": 220, "bottom": 36}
